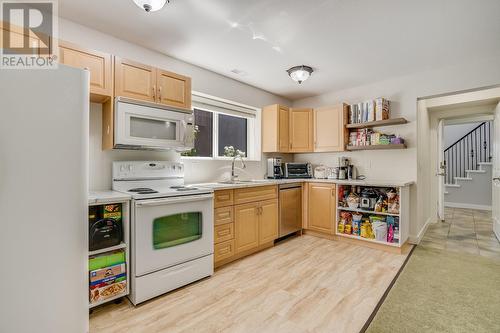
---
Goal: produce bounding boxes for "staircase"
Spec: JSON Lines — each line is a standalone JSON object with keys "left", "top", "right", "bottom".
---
{"left": 444, "top": 121, "right": 493, "bottom": 210}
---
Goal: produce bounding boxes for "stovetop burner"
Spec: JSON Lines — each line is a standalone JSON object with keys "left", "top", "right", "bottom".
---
{"left": 176, "top": 187, "right": 199, "bottom": 191}
{"left": 170, "top": 186, "right": 199, "bottom": 191}
{"left": 128, "top": 187, "right": 159, "bottom": 194}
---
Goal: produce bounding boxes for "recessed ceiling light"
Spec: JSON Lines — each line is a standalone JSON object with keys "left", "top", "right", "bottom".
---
{"left": 132, "top": 0, "right": 169, "bottom": 12}
{"left": 286, "top": 65, "right": 313, "bottom": 84}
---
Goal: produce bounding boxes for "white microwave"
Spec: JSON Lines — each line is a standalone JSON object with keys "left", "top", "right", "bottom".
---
{"left": 114, "top": 97, "right": 195, "bottom": 151}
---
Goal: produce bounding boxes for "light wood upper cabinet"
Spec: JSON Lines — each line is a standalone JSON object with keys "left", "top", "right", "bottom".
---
{"left": 262, "top": 104, "right": 289, "bottom": 153}
{"left": 114, "top": 57, "right": 192, "bottom": 109}
{"left": 307, "top": 183, "right": 336, "bottom": 234}
{"left": 259, "top": 199, "right": 279, "bottom": 244}
{"left": 278, "top": 106, "right": 290, "bottom": 152}
{"left": 234, "top": 202, "right": 260, "bottom": 253}
{"left": 314, "top": 104, "right": 348, "bottom": 152}
{"left": 59, "top": 41, "right": 113, "bottom": 101}
{"left": 114, "top": 57, "right": 157, "bottom": 102}
{"left": 290, "top": 108, "right": 314, "bottom": 152}
{"left": 157, "top": 69, "right": 191, "bottom": 109}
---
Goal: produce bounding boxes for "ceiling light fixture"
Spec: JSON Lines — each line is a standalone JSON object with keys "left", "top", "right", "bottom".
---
{"left": 132, "top": 0, "right": 169, "bottom": 12}
{"left": 286, "top": 65, "right": 313, "bottom": 84}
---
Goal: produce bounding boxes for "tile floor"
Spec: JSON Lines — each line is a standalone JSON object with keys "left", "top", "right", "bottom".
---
{"left": 421, "top": 207, "right": 500, "bottom": 260}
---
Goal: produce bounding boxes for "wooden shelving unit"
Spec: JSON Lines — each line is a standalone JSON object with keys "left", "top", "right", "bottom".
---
{"left": 337, "top": 206, "right": 399, "bottom": 217}
{"left": 335, "top": 184, "right": 410, "bottom": 253}
{"left": 346, "top": 144, "right": 406, "bottom": 151}
{"left": 346, "top": 117, "right": 407, "bottom": 129}
{"left": 88, "top": 199, "right": 130, "bottom": 309}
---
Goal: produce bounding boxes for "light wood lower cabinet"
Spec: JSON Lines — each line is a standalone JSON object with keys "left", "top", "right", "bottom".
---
{"left": 234, "top": 202, "right": 260, "bottom": 253}
{"left": 214, "top": 223, "right": 234, "bottom": 244}
{"left": 259, "top": 199, "right": 279, "bottom": 244}
{"left": 214, "top": 240, "right": 235, "bottom": 262}
{"left": 306, "top": 183, "right": 336, "bottom": 234}
{"left": 214, "top": 187, "right": 278, "bottom": 267}
{"left": 214, "top": 190, "right": 234, "bottom": 208}
{"left": 234, "top": 185, "right": 277, "bottom": 205}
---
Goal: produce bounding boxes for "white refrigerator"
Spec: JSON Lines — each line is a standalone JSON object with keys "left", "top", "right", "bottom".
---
{"left": 0, "top": 65, "right": 89, "bottom": 333}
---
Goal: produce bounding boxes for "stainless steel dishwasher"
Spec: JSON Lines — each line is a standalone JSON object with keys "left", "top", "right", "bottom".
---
{"left": 279, "top": 183, "right": 303, "bottom": 237}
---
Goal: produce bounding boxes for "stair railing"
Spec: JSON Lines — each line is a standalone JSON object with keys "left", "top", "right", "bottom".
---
{"left": 444, "top": 121, "right": 492, "bottom": 184}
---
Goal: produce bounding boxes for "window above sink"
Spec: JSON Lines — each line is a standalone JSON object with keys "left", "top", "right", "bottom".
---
{"left": 180, "top": 92, "right": 261, "bottom": 161}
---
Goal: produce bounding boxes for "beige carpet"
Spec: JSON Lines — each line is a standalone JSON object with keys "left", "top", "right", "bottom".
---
{"left": 366, "top": 245, "right": 500, "bottom": 333}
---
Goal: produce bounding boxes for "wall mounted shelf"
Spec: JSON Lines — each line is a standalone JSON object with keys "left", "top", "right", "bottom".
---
{"left": 346, "top": 117, "right": 407, "bottom": 129}
{"left": 346, "top": 144, "right": 406, "bottom": 151}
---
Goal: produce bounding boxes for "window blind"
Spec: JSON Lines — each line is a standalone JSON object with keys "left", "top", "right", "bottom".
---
{"left": 192, "top": 91, "right": 258, "bottom": 118}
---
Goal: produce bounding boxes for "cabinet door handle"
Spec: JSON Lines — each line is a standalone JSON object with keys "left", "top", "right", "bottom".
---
{"left": 158, "top": 86, "right": 162, "bottom": 101}
{"left": 152, "top": 85, "right": 156, "bottom": 100}
{"left": 331, "top": 188, "right": 335, "bottom": 197}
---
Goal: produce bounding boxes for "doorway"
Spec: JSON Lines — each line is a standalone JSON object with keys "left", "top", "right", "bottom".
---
{"left": 417, "top": 86, "right": 500, "bottom": 251}
{"left": 440, "top": 117, "right": 493, "bottom": 213}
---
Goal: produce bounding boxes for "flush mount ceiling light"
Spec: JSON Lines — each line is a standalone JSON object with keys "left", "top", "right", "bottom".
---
{"left": 286, "top": 65, "right": 313, "bottom": 84}
{"left": 133, "top": 0, "right": 169, "bottom": 12}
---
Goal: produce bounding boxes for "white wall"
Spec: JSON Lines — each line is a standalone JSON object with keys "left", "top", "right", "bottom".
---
{"left": 444, "top": 122, "right": 483, "bottom": 149}
{"left": 292, "top": 57, "right": 500, "bottom": 241}
{"left": 59, "top": 18, "right": 291, "bottom": 190}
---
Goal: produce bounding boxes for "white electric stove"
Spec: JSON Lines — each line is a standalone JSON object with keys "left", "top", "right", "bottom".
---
{"left": 112, "top": 161, "right": 214, "bottom": 305}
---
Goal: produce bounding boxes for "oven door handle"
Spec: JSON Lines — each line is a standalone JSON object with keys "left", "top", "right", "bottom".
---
{"left": 135, "top": 194, "right": 213, "bottom": 207}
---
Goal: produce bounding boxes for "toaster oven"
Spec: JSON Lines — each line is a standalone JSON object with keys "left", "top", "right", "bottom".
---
{"left": 284, "top": 163, "right": 312, "bottom": 179}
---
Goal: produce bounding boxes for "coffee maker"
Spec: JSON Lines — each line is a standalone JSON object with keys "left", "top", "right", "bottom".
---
{"left": 339, "top": 156, "right": 357, "bottom": 180}
{"left": 267, "top": 157, "right": 283, "bottom": 179}
{"left": 338, "top": 157, "right": 349, "bottom": 180}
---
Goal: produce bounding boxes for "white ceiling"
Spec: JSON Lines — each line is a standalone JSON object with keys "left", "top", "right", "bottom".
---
{"left": 59, "top": 0, "right": 500, "bottom": 100}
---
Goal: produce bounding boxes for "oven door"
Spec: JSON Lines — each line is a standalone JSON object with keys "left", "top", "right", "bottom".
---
{"left": 115, "top": 100, "right": 194, "bottom": 150}
{"left": 133, "top": 194, "right": 213, "bottom": 276}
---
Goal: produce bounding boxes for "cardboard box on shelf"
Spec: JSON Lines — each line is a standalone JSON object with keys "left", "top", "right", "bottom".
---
{"left": 375, "top": 98, "right": 390, "bottom": 121}
{"left": 90, "top": 263, "right": 126, "bottom": 283}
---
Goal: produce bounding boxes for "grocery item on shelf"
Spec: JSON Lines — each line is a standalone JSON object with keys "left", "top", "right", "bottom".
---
{"left": 360, "top": 219, "right": 374, "bottom": 239}
{"left": 347, "top": 191, "right": 360, "bottom": 209}
{"left": 387, "top": 216, "right": 395, "bottom": 243}
{"left": 348, "top": 129, "right": 404, "bottom": 147}
{"left": 360, "top": 188, "right": 378, "bottom": 210}
{"left": 371, "top": 216, "right": 388, "bottom": 242}
{"left": 88, "top": 250, "right": 126, "bottom": 304}
{"left": 339, "top": 211, "right": 352, "bottom": 234}
{"left": 387, "top": 188, "right": 400, "bottom": 214}
{"left": 352, "top": 213, "right": 362, "bottom": 236}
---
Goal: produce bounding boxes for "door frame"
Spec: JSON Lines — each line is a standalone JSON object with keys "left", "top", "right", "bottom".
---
{"left": 417, "top": 86, "right": 500, "bottom": 236}
{"left": 437, "top": 119, "right": 446, "bottom": 221}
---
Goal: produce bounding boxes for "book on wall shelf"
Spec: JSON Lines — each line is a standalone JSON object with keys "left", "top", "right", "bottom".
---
{"left": 347, "top": 98, "right": 407, "bottom": 149}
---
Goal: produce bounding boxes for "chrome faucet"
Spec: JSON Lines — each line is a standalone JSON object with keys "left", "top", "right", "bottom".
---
{"left": 230, "top": 154, "right": 246, "bottom": 182}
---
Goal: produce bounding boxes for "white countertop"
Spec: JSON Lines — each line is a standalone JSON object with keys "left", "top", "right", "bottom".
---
{"left": 88, "top": 190, "right": 132, "bottom": 204}
{"left": 190, "top": 178, "right": 414, "bottom": 190}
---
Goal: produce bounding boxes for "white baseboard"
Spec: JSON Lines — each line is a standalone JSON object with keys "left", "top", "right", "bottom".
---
{"left": 408, "top": 217, "right": 434, "bottom": 244}
{"left": 444, "top": 202, "right": 492, "bottom": 211}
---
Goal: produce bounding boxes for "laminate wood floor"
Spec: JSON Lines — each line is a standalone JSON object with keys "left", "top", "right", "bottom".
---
{"left": 90, "top": 235, "right": 408, "bottom": 333}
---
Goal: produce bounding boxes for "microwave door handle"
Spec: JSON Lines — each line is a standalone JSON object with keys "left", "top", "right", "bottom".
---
{"left": 135, "top": 194, "right": 213, "bottom": 207}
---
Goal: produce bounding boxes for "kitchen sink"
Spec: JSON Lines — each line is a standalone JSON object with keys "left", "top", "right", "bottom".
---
{"left": 217, "top": 179, "right": 270, "bottom": 184}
